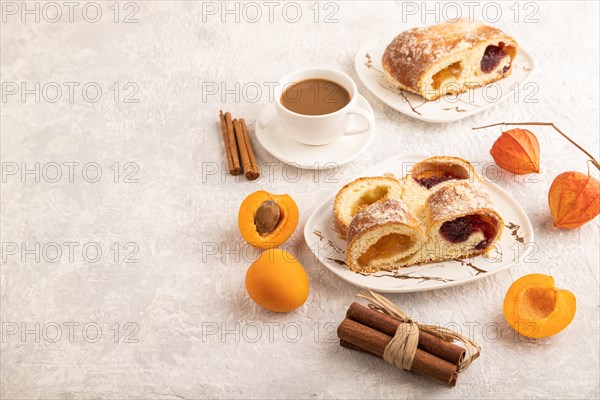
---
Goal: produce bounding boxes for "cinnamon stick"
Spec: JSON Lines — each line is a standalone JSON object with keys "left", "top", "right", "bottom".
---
{"left": 346, "top": 302, "right": 465, "bottom": 365}
{"left": 340, "top": 339, "right": 364, "bottom": 352}
{"left": 337, "top": 318, "right": 458, "bottom": 386}
{"left": 233, "top": 118, "right": 260, "bottom": 181}
{"left": 219, "top": 110, "right": 235, "bottom": 174}
{"left": 340, "top": 336, "right": 457, "bottom": 387}
{"left": 224, "top": 112, "right": 241, "bottom": 175}
{"left": 233, "top": 119, "right": 251, "bottom": 177}
{"left": 240, "top": 118, "right": 260, "bottom": 180}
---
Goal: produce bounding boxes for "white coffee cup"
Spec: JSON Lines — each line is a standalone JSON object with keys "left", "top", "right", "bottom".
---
{"left": 274, "top": 68, "right": 373, "bottom": 146}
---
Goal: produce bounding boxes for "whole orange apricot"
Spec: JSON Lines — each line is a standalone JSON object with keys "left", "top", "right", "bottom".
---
{"left": 503, "top": 274, "right": 576, "bottom": 339}
{"left": 245, "top": 249, "right": 309, "bottom": 313}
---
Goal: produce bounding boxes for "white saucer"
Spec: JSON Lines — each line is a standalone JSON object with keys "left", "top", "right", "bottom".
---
{"left": 255, "top": 95, "right": 375, "bottom": 170}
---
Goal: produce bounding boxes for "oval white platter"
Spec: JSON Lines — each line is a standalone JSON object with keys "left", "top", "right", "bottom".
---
{"left": 354, "top": 41, "right": 535, "bottom": 123}
{"left": 303, "top": 153, "right": 535, "bottom": 293}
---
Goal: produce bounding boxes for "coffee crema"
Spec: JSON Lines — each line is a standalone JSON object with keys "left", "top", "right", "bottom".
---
{"left": 281, "top": 78, "right": 351, "bottom": 116}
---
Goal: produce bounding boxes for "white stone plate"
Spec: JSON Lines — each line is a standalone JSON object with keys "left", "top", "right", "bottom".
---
{"left": 354, "top": 41, "right": 535, "bottom": 123}
{"left": 303, "top": 153, "right": 535, "bottom": 293}
{"left": 255, "top": 95, "right": 375, "bottom": 170}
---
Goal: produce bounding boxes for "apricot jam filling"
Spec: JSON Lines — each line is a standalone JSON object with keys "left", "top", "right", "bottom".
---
{"left": 351, "top": 186, "right": 389, "bottom": 216}
{"left": 358, "top": 233, "right": 415, "bottom": 266}
{"left": 432, "top": 61, "right": 463, "bottom": 90}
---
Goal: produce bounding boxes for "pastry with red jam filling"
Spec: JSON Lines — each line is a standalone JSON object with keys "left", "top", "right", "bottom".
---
{"left": 382, "top": 19, "right": 518, "bottom": 100}
{"left": 424, "top": 180, "right": 503, "bottom": 261}
{"left": 402, "top": 156, "right": 482, "bottom": 220}
{"left": 336, "top": 157, "right": 504, "bottom": 274}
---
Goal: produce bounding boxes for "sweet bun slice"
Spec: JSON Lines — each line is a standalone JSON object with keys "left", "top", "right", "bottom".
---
{"left": 382, "top": 19, "right": 519, "bottom": 100}
{"left": 408, "top": 156, "right": 481, "bottom": 188}
{"left": 333, "top": 176, "right": 404, "bottom": 238}
{"left": 402, "top": 156, "right": 482, "bottom": 219}
{"left": 421, "top": 180, "right": 504, "bottom": 263}
{"left": 345, "top": 199, "right": 424, "bottom": 273}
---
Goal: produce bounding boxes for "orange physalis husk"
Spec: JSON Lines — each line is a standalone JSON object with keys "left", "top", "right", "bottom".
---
{"left": 490, "top": 128, "right": 540, "bottom": 175}
{"left": 548, "top": 171, "right": 600, "bottom": 229}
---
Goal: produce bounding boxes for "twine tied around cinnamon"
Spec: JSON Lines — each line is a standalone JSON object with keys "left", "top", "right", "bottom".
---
{"left": 358, "top": 289, "right": 481, "bottom": 373}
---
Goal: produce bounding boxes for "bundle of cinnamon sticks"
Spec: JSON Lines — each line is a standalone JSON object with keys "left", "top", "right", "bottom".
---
{"left": 337, "top": 302, "right": 467, "bottom": 386}
{"left": 219, "top": 110, "right": 260, "bottom": 180}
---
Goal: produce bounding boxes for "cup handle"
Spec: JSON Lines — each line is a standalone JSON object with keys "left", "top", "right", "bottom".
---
{"left": 343, "top": 105, "right": 373, "bottom": 136}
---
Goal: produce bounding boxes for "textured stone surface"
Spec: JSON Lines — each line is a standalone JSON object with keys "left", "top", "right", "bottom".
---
{"left": 1, "top": 2, "right": 599, "bottom": 399}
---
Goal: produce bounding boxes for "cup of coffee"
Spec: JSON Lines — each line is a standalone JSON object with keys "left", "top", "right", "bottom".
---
{"left": 275, "top": 68, "right": 373, "bottom": 146}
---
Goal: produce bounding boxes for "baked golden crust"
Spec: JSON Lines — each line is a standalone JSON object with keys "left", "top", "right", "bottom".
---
{"left": 345, "top": 199, "right": 424, "bottom": 273}
{"left": 333, "top": 157, "right": 505, "bottom": 273}
{"left": 382, "top": 19, "right": 519, "bottom": 100}
{"left": 407, "top": 156, "right": 481, "bottom": 183}
{"left": 346, "top": 198, "right": 421, "bottom": 244}
{"left": 401, "top": 155, "right": 483, "bottom": 221}
{"left": 427, "top": 180, "right": 498, "bottom": 224}
{"left": 333, "top": 176, "right": 404, "bottom": 239}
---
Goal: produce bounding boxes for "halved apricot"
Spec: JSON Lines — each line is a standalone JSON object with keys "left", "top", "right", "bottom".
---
{"left": 503, "top": 274, "right": 576, "bottom": 338}
{"left": 238, "top": 190, "right": 299, "bottom": 249}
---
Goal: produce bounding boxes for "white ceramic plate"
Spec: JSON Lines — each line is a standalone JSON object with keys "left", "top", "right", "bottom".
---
{"left": 303, "top": 153, "right": 534, "bottom": 293}
{"left": 255, "top": 95, "right": 375, "bottom": 170}
{"left": 354, "top": 42, "right": 535, "bottom": 123}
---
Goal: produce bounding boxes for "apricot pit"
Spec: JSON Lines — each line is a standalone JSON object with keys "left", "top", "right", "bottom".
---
{"left": 254, "top": 199, "right": 281, "bottom": 235}
{"left": 238, "top": 190, "right": 299, "bottom": 249}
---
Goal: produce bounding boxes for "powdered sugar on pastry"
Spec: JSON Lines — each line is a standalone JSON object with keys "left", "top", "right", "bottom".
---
{"left": 335, "top": 157, "right": 504, "bottom": 273}
{"left": 382, "top": 19, "right": 519, "bottom": 100}
{"left": 346, "top": 198, "right": 420, "bottom": 243}
{"left": 427, "top": 181, "right": 494, "bottom": 223}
